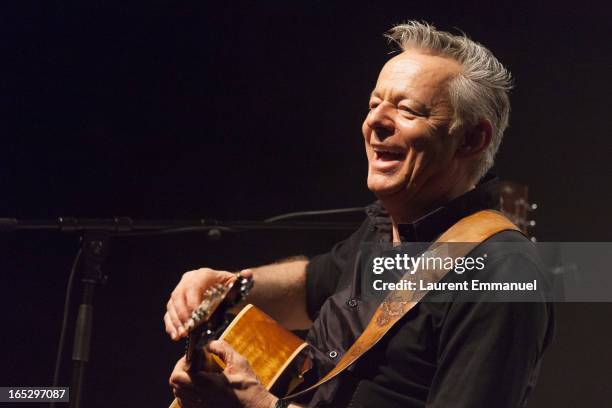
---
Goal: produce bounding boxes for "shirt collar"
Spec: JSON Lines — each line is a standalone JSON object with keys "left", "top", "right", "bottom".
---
{"left": 365, "top": 173, "right": 500, "bottom": 243}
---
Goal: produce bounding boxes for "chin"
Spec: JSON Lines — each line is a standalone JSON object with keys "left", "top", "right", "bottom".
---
{"left": 367, "top": 173, "right": 407, "bottom": 198}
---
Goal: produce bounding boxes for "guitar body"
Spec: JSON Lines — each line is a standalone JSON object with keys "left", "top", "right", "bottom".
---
{"left": 216, "top": 304, "right": 309, "bottom": 388}
{"left": 170, "top": 304, "right": 308, "bottom": 408}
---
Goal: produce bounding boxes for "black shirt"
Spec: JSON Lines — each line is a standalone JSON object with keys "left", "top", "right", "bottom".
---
{"left": 302, "top": 176, "right": 555, "bottom": 407}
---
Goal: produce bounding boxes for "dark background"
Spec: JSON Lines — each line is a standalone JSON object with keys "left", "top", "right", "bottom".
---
{"left": 1, "top": 1, "right": 611, "bottom": 407}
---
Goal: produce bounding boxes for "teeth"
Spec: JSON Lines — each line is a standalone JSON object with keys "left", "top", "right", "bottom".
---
{"left": 375, "top": 149, "right": 402, "bottom": 155}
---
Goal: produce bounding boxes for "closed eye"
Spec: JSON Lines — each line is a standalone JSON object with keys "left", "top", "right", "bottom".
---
{"left": 399, "top": 106, "right": 425, "bottom": 117}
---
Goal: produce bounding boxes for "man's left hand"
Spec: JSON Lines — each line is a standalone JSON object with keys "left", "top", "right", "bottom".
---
{"left": 170, "top": 340, "right": 277, "bottom": 408}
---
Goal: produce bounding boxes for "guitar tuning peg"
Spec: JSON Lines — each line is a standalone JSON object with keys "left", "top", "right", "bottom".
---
{"left": 529, "top": 203, "right": 538, "bottom": 211}
{"left": 528, "top": 220, "right": 536, "bottom": 227}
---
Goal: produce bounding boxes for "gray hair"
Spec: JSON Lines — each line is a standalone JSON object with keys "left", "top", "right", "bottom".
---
{"left": 385, "top": 21, "right": 513, "bottom": 181}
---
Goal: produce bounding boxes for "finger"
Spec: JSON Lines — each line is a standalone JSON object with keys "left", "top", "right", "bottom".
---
{"left": 191, "top": 371, "right": 231, "bottom": 389}
{"left": 169, "top": 357, "right": 193, "bottom": 388}
{"left": 184, "top": 286, "right": 203, "bottom": 313}
{"left": 207, "top": 340, "right": 233, "bottom": 364}
{"left": 173, "top": 386, "right": 202, "bottom": 405}
{"left": 189, "top": 371, "right": 244, "bottom": 408}
{"left": 238, "top": 269, "right": 253, "bottom": 279}
{"left": 174, "top": 385, "right": 234, "bottom": 408}
{"left": 208, "top": 340, "right": 250, "bottom": 372}
{"left": 164, "top": 312, "right": 179, "bottom": 341}
{"left": 175, "top": 397, "right": 199, "bottom": 408}
{"left": 170, "top": 361, "right": 221, "bottom": 405}
{"left": 172, "top": 290, "right": 191, "bottom": 326}
{"left": 167, "top": 299, "right": 186, "bottom": 338}
{"left": 169, "top": 358, "right": 225, "bottom": 389}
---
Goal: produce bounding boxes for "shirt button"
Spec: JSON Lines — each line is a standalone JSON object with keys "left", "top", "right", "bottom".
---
{"left": 347, "top": 299, "right": 358, "bottom": 308}
{"left": 329, "top": 350, "right": 338, "bottom": 359}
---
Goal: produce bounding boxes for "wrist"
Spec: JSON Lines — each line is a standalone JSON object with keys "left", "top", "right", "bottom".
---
{"left": 270, "top": 397, "right": 289, "bottom": 408}
{"left": 252, "top": 390, "right": 277, "bottom": 408}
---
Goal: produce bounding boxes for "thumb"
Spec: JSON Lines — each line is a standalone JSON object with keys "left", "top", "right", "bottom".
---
{"left": 208, "top": 340, "right": 251, "bottom": 373}
{"left": 207, "top": 339, "right": 235, "bottom": 364}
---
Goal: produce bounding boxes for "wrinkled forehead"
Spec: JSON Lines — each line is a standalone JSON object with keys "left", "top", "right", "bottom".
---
{"left": 375, "top": 50, "right": 462, "bottom": 102}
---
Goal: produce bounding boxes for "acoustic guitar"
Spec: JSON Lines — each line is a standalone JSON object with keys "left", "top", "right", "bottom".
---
{"left": 169, "top": 275, "right": 309, "bottom": 408}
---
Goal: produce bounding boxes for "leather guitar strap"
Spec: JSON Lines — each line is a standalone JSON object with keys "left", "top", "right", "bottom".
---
{"left": 286, "top": 210, "right": 520, "bottom": 400}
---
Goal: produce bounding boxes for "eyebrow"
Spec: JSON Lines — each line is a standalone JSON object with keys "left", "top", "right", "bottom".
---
{"left": 369, "top": 90, "right": 430, "bottom": 113}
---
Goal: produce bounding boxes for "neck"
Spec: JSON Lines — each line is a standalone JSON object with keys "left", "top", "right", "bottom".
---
{"left": 382, "top": 182, "right": 475, "bottom": 243}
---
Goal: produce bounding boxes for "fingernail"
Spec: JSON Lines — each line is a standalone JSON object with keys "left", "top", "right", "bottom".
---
{"left": 178, "top": 327, "right": 185, "bottom": 336}
{"left": 171, "top": 331, "right": 177, "bottom": 340}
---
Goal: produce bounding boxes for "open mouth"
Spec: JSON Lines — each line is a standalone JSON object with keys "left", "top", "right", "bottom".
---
{"left": 373, "top": 148, "right": 406, "bottom": 162}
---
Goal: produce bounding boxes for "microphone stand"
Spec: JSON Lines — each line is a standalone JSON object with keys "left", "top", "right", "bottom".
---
{"left": 70, "top": 231, "right": 108, "bottom": 408}
{"left": 0, "top": 216, "right": 358, "bottom": 408}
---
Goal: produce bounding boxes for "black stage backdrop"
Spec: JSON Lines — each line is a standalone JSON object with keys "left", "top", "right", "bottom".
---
{"left": 1, "top": 1, "right": 611, "bottom": 407}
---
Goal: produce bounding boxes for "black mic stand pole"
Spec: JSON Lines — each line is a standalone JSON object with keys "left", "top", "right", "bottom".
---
{"left": 70, "top": 231, "right": 109, "bottom": 408}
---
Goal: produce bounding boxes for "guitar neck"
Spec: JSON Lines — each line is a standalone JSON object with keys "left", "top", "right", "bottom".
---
{"left": 185, "top": 329, "right": 221, "bottom": 373}
{"left": 184, "top": 332, "right": 199, "bottom": 369}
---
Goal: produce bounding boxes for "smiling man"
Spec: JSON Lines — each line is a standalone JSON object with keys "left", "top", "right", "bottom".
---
{"left": 166, "top": 21, "right": 554, "bottom": 408}
{"left": 365, "top": 48, "right": 474, "bottom": 236}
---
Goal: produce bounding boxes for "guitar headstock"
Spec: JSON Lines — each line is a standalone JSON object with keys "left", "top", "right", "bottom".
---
{"left": 186, "top": 274, "right": 254, "bottom": 332}
{"left": 498, "top": 180, "right": 537, "bottom": 240}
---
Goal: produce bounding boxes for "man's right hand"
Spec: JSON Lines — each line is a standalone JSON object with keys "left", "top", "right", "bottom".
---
{"left": 164, "top": 268, "right": 252, "bottom": 341}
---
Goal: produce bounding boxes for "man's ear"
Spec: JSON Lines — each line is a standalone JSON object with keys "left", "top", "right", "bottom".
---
{"left": 456, "top": 119, "right": 493, "bottom": 157}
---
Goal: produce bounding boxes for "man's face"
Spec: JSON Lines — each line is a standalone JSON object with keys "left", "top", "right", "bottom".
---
{"left": 363, "top": 50, "right": 463, "bottom": 202}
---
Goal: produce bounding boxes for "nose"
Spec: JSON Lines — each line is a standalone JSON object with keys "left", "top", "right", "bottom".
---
{"left": 365, "top": 102, "right": 395, "bottom": 141}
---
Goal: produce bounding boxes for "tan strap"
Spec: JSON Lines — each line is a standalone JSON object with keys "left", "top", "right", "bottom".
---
{"left": 286, "top": 210, "right": 520, "bottom": 399}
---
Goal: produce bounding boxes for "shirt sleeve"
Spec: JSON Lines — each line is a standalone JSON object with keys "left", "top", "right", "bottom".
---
{"left": 305, "top": 220, "right": 371, "bottom": 321}
{"left": 426, "top": 252, "right": 555, "bottom": 408}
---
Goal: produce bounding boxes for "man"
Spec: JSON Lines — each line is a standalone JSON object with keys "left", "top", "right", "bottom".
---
{"left": 165, "top": 21, "right": 554, "bottom": 407}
